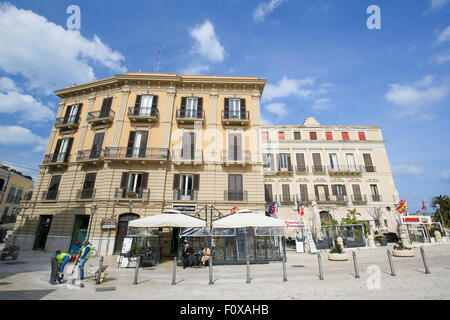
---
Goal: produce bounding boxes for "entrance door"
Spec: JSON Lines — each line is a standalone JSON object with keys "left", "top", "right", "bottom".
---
{"left": 70, "top": 215, "right": 90, "bottom": 253}
{"left": 114, "top": 213, "right": 140, "bottom": 254}
{"left": 33, "top": 215, "right": 53, "bottom": 251}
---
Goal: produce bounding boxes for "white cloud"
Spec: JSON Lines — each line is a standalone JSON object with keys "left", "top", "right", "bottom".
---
{"left": 392, "top": 164, "right": 424, "bottom": 176}
{"left": 0, "top": 3, "right": 127, "bottom": 94}
{"left": 260, "top": 114, "right": 272, "bottom": 125}
{"left": 180, "top": 64, "right": 210, "bottom": 75}
{"left": 189, "top": 20, "right": 225, "bottom": 63}
{"left": 434, "top": 51, "right": 450, "bottom": 63}
{"left": 0, "top": 77, "right": 55, "bottom": 122}
{"left": 311, "top": 98, "right": 333, "bottom": 111}
{"left": 385, "top": 75, "right": 449, "bottom": 117}
{"left": 0, "top": 125, "right": 47, "bottom": 151}
{"left": 264, "top": 102, "right": 288, "bottom": 118}
{"left": 254, "top": 0, "right": 286, "bottom": 22}
{"left": 437, "top": 25, "right": 450, "bottom": 44}
{"left": 262, "top": 76, "right": 316, "bottom": 102}
{"left": 425, "top": 0, "right": 450, "bottom": 13}
{"left": 439, "top": 170, "right": 450, "bottom": 181}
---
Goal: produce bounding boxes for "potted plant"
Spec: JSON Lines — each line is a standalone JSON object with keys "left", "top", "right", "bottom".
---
{"left": 392, "top": 243, "right": 414, "bottom": 257}
{"left": 374, "top": 233, "right": 388, "bottom": 246}
{"left": 328, "top": 243, "right": 349, "bottom": 261}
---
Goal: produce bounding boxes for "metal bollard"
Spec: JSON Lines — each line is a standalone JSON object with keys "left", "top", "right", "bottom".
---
{"left": 133, "top": 256, "right": 140, "bottom": 285}
{"left": 387, "top": 249, "right": 396, "bottom": 277}
{"left": 420, "top": 247, "right": 431, "bottom": 274}
{"left": 282, "top": 255, "right": 287, "bottom": 282}
{"left": 171, "top": 257, "right": 177, "bottom": 285}
{"left": 318, "top": 253, "right": 324, "bottom": 280}
{"left": 96, "top": 256, "right": 103, "bottom": 284}
{"left": 246, "top": 259, "right": 251, "bottom": 283}
{"left": 352, "top": 251, "right": 360, "bottom": 279}
{"left": 208, "top": 258, "right": 213, "bottom": 285}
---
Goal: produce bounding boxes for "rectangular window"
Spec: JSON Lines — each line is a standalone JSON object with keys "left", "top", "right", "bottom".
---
{"left": 346, "top": 153, "right": 357, "bottom": 171}
{"left": 329, "top": 153, "right": 339, "bottom": 170}
{"left": 310, "top": 132, "right": 317, "bottom": 140}
{"left": 14, "top": 189, "right": 23, "bottom": 203}
{"left": 312, "top": 153, "right": 323, "bottom": 172}
{"left": 6, "top": 186, "right": 16, "bottom": 202}
{"left": 228, "top": 133, "right": 242, "bottom": 161}
{"left": 358, "top": 132, "right": 366, "bottom": 140}
{"left": 278, "top": 131, "right": 285, "bottom": 140}
{"left": 370, "top": 184, "right": 380, "bottom": 202}
{"left": 263, "top": 153, "right": 272, "bottom": 169}
{"left": 294, "top": 131, "right": 301, "bottom": 140}
{"left": 264, "top": 184, "right": 273, "bottom": 202}
{"left": 139, "top": 95, "right": 154, "bottom": 116}
{"left": 326, "top": 132, "right": 333, "bottom": 140}
{"left": 342, "top": 132, "right": 350, "bottom": 140}
{"left": 262, "top": 131, "right": 268, "bottom": 141}
{"left": 229, "top": 99, "right": 241, "bottom": 119}
{"left": 281, "top": 184, "right": 291, "bottom": 202}
{"left": 363, "top": 153, "right": 375, "bottom": 172}
{"left": 299, "top": 184, "right": 309, "bottom": 202}
{"left": 1, "top": 206, "right": 9, "bottom": 222}
{"left": 228, "top": 174, "right": 243, "bottom": 201}
{"left": 186, "top": 98, "right": 198, "bottom": 118}
{"left": 182, "top": 132, "right": 196, "bottom": 160}
{"left": 47, "top": 175, "right": 61, "bottom": 200}
{"left": 81, "top": 173, "right": 96, "bottom": 199}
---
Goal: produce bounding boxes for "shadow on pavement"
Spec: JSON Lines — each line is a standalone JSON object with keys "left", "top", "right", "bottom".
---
{"left": 0, "top": 289, "right": 57, "bottom": 300}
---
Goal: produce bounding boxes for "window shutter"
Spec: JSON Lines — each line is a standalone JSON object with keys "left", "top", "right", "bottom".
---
{"left": 173, "top": 174, "right": 180, "bottom": 190}
{"left": 193, "top": 174, "right": 200, "bottom": 191}
{"left": 180, "top": 97, "right": 186, "bottom": 117}
{"left": 270, "top": 153, "right": 274, "bottom": 171}
{"left": 296, "top": 153, "right": 305, "bottom": 168}
{"left": 52, "top": 139, "right": 63, "bottom": 162}
{"left": 100, "top": 97, "right": 112, "bottom": 117}
{"left": 151, "top": 95, "right": 159, "bottom": 116}
{"left": 352, "top": 185, "right": 361, "bottom": 197}
{"left": 134, "top": 95, "right": 142, "bottom": 115}
{"left": 287, "top": 154, "right": 292, "bottom": 171}
{"left": 120, "top": 172, "right": 129, "bottom": 189}
{"left": 331, "top": 185, "right": 337, "bottom": 196}
{"left": 342, "top": 132, "right": 350, "bottom": 140}
{"left": 313, "top": 153, "right": 322, "bottom": 168}
{"left": 64, "top": 138, "right": 74, "bottom": 162}
{"left": 197, "top": 97, "right": 203, "bottom": 119}
{"left": 294, "top": 132, "right": 301, "bottom": 140}
{"left": 277, "top": 154, "right": 281, "bottom": 171}
{"left": 90, "top": 133, "right": 104, "bottom": 159}
{"left": 300, "top": 184, "right": 308, "bottom": 199}
{"left": 83, "top": 173, "right": 97, "bottom": 190}
{"left": 49, "top": 175, "right": 61, "bottom": 191}
{"left": 141, "top": 172, "right": 149, "bottom": 190}
{"left": 224, "top": 98, "right": 229, "bottom": 119}
{"left": 76, "top": 103, "right": 83, "bottom": 123}
{"left": 342, "top": 185, "right": 347, "bottom": 195}
{"left": 240, "top": 99, "right": 246, "bottom": 120}
{"left": 63, "top": 105, "right": 72, "bottom": 123}
{"left": 264, "top": 184, "right": 273, "bottom": 201}
{"left": 126, "top": 131, "right": 136, "bottom": 157}
{"left": 138, "top": 131, "right": 148, "bottom": 157}
{"left": 324, "top": 185, "right": 330, "bottom": 199}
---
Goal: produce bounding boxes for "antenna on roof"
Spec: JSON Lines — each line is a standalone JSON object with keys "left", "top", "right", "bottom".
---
{"left": 155, "top": 44, "right": 162, "bottom": 73}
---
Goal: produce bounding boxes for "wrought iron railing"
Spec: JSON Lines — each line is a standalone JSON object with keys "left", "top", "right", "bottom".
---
{"left": 224, "top": 190, "right": 248, "bottom": 202}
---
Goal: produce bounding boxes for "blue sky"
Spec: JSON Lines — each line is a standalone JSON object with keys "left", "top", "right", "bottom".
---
{"left": 0, "top": 0, "right": 449, "bottom": 212}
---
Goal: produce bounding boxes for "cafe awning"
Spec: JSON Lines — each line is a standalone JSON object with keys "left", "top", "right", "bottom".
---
{"left": 212, "top": 212, "right": 285, "bottom": 228}
{"left": 128, "top": 213, "right": 206, "bottom": 228}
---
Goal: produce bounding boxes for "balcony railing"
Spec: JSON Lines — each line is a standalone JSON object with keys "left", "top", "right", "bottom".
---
{"left": 171, "top": 149, "right": 203, "bottom": 164}
{"left": 41, "top": 190, "right": 59, "bottom": 201}
{"left": 371, "top": 194, "right": 382, "bottom": 202}
{"left": 278, "top": 194, "right": 295, "bottom": 203}
{"left": 312, "top": 166, "right": 326, "bottom": 173}
{"left": 104, "top": 147, "right": 169, "bottom": 161}
{"left": 114, "top": 188, "right": 150, "bottom": 200}
{"left": 127, "top": 107, "right": 159, "bottom": 122}
{"left": 309, "top": 194, "right": 348, "bottom": 203}
{"left": 76, "top": 149, "right": 104, "bottom": 161}
{"left": 221, "top": 110, "right": 250, "bottom": 125}
{"left": 328, "top": 165, "right": 363, "bottom": 174}
{"left": 54, "top": 116, "right": 80, "bottom": 130}
{"left": 221, "top": 150, "right": 251, "bottom": 164}
{"left": 175, "top": 109, "right": 205, "bottom": 123}
{"left": 173, "top": 189, "right": 198, "bottom": 201}
{"left": 296, "top": 194, "right": 312, "bottom": 203}
{"left": 76, "top": 189, "right": 96, "bottom": 200}
{"left": 364, "top": 166, "right": 377, "bottom": 173}
{"left": 42, "top": 152, "right": 71, "bottom": 165}
{"left": 87, "top": 110, "right": 115, "bottom": 125}
{"left": 277, "top": 167, "right": 293, "bottom": 174}
{"left": 224, "top": 190, "right": 248, "bottom": 202}
{"left": 295, "top": 166, "right": 309, "bottom": 173}
{"left": 351, "top": 195, "right": 368, "bottom": 203}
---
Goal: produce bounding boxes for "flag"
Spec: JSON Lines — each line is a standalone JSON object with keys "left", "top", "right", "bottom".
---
{"left": 396, "top": 200, "right": 407, "bottom": 213}
{"left": 416, "top": 199, "right": 427, "bottom": 213}
{"left": 300, "top": 204, "right": 305, "bottom": 216}
{"left": 276, "top": 202, "right": 279, "bottom": 213}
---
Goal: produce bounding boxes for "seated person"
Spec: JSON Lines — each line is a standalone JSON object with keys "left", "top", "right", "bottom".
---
{"left": 201, "top": 244, "right": 211, "bottom": 267}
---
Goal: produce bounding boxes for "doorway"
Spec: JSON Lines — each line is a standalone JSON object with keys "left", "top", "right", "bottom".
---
{"left": 114, "top": 213, "right": 140, "bottom": 254}
{"left": 70, "top": 215, "right": 90, "bottom": 254}
{"left": 33, "top": 215, "right": 53, "bottom": 251}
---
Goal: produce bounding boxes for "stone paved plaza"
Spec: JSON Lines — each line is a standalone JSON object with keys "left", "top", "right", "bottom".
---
{"left": 0, "top": 243, "right": 449, "bottom": 300}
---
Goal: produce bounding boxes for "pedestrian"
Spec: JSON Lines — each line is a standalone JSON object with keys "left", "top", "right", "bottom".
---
{"left": 201, "top": 244, "right": 211, "bottom": 267}
{"left": 78, "top": 240, "right": 93, "bottom": 280}
{"left": 182, "top": 243, "right": 194, "bottom": 269}
{"left": 53, "top": 250, "right": 72, "bottom": 283}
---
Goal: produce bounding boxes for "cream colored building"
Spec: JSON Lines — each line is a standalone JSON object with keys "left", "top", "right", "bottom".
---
{"left": 261, "top": 117, "right": 400, "bottom": 236}
{"left": 13, "top": 73, "right": 266, "bottom": 256}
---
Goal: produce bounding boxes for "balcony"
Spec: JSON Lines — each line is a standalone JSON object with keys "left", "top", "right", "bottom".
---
{"left": 42, "top": 153, "right": 71, "bottom": 166}
{"left": 171, "top": 149, "right": 203, "bottom": 165}
{"left": 41, "top": 190, "right": 59, "bottom": 201}
{"left": 87, "top": 110, "right": 115, "bottom": 126}
{"left": 173, "top": 189, "right": 198, "bottom": 201}
{"left": 127, "top": 107, "right": 159, "bottom": 123}
{"left": 351, "top": 195, "right": 368, "bottom": 204}
{"left": 103, "top": 147, "right": 169, "bottom": 163}
{"left": 276, "top": 167, "right": 294, "bottom": 175}
{"left": 310, "top": 194, "right": 348, "bottom": 204}
{"left": 221, "top": 110, "right": 250, "bottom": 126}
{"left": 364, "top": 166, "right": 377, "bottom": 173}
{"left": 371, "top": 194, "right": 382, "bottom": 202}
{"left": 278, "top": 194, "right": 295, "bottom": 204}
{"left": 224, "top": 190, "right": 248, "bottom": 202}
{"left": 295, "top": 166, "right": 309, "bottom": 174}
{"left": 296, "top": 194, "right": 313, "bottom": 204}
{"left": 221, "top": 150, "right": 251, "bottom": 166}
{"left": 312, "top": 166, "right": 326, "bottom": 174}
{"left": 54, "top": 116, "right": 80, "bottom": 130}
{"left": 114, "top": 188, "right": 150, "bottom": 201}
{"left": 76, "top": 189, "right": 96, "bottom": 200}
{"left": 328, "top": 165, "right": 363, "bottom": 175}
{"left": 175, "top": 109, "right": 205, "bottom": 125}
{"left": 76, "top": 149, "right": 104, "bottom": 163}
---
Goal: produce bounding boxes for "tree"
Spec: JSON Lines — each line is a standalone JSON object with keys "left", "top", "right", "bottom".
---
{"left": 431, "top": 195, "right": 450, "bottom": 227}
{"left": 341, "top": 208, "right": 369, "bottom": 236}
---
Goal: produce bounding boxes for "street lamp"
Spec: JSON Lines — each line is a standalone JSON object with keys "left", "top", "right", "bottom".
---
{"left": 87, "top": 204, "right": 97, "bottom": 241}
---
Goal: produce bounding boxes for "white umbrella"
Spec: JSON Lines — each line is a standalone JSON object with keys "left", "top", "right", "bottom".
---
{"left": 213, "top": 213, "right": 285, "bottom": 228}
{"left": 163, "top": 209, "right": 182, "bottom": 214}
{"left": 236, "top": 208, "right": 252, "bottom": 214}
{"left": 128, "top": 214, "right": 206, "bottom": 228}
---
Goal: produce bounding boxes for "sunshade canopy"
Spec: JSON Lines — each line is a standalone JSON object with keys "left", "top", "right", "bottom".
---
{"left": 128, "top": 214, "right": 206, "bottom": 228}
{"left": 213, "top": 212, "right": 285, "bottom": 228}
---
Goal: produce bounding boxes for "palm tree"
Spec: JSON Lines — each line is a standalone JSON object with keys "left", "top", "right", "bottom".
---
{"left": 431, "top": 195, "right": 450, "bottom": 227}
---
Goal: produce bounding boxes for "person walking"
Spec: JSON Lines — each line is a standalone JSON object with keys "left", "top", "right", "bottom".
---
{"left": 78, "top": 240, "right": 93, "bottom": 280}
{"left": 182, "top": 243, "right": 194, "bottom": 269}
{"left": 53, "top": 250, "right": 71, "bottom": 283}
